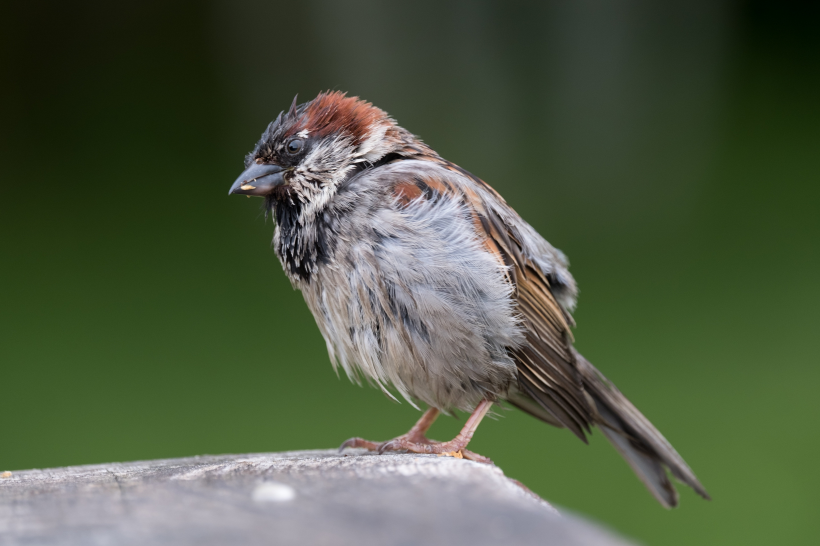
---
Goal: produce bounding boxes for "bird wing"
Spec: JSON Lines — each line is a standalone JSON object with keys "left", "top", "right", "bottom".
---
{"left": 454, "top": 172, "right": 596, "bottom": 442}
{"left": 390, "top": 157, "right": 595, "bottom": 441}
{"left": 388, "top": 157, "right": 710, "bottom": 506}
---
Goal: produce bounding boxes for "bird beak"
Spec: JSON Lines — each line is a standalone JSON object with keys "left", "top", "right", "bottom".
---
{"left": 228, "top": 163, "right": 285, "bottom": 196}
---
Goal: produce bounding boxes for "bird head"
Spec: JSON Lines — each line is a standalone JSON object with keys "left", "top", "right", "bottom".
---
{"left": 229, "top": 91, "right": 410, "bottom": 210}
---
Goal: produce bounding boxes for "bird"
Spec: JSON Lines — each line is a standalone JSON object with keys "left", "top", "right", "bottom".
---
{"left": 229, "top": 91, "right": 710, "bottom": 508}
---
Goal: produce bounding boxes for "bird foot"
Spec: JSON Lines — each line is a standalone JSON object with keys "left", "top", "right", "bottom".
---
{"left": 339, "top": 401, "right": 494, "bottom": 464}
{"left": 339, "top": 434, "right": 492, "bottom": 464}
{"left": 339, "top": 430, "right": 433, "bottom": 453}
{"left": 378, "top": 436, "right": 492, "bottom": 463}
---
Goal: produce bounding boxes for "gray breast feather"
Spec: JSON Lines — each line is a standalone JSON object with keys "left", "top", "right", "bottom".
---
{"left": 301, "top": 165, "right": 526, "bottom": 411}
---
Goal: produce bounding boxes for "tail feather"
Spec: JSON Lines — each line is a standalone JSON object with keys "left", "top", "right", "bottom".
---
{"left": 573, "top": 348, "right": 711, "bottom": 507}
{"left": 597, "top": 407, "right": 679, "bottom": 508}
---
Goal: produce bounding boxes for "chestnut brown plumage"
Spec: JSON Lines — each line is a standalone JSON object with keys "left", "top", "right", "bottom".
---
{"left": 229, "top": 91, "right": 710, "bottom": 508}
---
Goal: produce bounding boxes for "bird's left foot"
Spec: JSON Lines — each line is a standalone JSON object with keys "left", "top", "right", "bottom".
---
{"left": 340, "top": 406, "right": 439, "bottom": 454}
{"left": 338, "top": 435, "right": 492, "bottom": 464}
{"left": 338, "top": 400, "right": 494, "bottom": 464}
{"left": 338, "top": 430, "right": 432, "bottom": 453}
{"left": 376, "top": 436, "right": 493, "bottom": 464}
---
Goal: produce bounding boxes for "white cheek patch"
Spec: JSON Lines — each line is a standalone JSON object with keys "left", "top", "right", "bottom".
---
{"left": 291, "top": 135, "right": 358, "bottom": 220}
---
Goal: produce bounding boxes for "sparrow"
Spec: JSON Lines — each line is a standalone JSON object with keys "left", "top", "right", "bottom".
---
{"left": 229, "top": 91, "right": 710, "bottom": 508}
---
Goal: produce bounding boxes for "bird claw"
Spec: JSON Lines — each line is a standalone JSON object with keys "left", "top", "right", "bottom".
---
{"left": 381, "top": 438, "right": 494, "bottom": 463}
{"left": 340, "top": 402, "right": 494, "bottom": 462}
{"left": 340, "top": 433, "right": 492, "bottom": 464}
{"left": 377, "top": 438, "right": 405, "bottom": 454}
{"left": 339, "top": 434, "right": 426, "bottom": 454}
{"left": 461, "top": 449, "right": 493, "bottom": 464}
{"left": 338, "top": 437, "right": 380, "bottom": 452}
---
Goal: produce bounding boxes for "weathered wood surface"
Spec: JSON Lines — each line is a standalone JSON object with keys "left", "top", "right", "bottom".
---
{"left": 0, "top": 449, "right": 638, "bottom": 546}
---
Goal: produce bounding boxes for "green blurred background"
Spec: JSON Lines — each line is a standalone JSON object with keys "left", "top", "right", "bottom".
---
{"left": 2, "top": 1, "right": 819, "bottom": 544}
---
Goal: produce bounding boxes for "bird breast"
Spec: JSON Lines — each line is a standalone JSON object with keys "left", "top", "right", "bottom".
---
{"left": 296, "top": 164, "right": 525, "bottom": 412}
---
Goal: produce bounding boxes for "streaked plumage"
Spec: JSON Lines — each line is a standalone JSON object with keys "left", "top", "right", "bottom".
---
{"left": 229, "top": 91, "right": 710, "bottom": 508}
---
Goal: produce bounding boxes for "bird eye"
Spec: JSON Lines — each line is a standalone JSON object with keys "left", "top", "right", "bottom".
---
{"left": 286, "top": 139, "right": 303, "bottom": 154}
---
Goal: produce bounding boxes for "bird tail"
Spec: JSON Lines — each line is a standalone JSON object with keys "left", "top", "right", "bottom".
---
{"left": 572, "top": 348, "right": 711, "bottom": 508}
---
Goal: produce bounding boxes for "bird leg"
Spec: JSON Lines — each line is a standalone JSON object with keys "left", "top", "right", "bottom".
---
{"left": 340, "top": 407, "right": 440, "bottom": 452}
{"left": 339, "top": 400, "right": 494, "bottom": 464}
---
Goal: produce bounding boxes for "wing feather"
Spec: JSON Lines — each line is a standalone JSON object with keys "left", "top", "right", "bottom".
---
{"left": 388, "top": 157, "right": 709, "bottom": 506}
{"left": 390, "top": 160, "right": 595, "bottom": 439}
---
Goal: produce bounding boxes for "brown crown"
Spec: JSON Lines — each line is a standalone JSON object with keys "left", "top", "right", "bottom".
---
{"left": 285, "top": 91, "right": 388, "bottom": 144}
